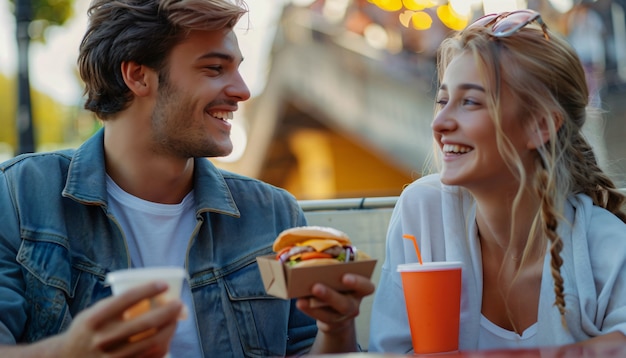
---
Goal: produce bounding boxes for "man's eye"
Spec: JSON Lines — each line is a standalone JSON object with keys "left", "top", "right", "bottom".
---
{"left": 205, "top": 66, "right": 222, "bottom": 73}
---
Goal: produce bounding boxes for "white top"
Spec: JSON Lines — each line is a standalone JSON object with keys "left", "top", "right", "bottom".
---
{"left": 368, "top": 173, "right": 626, "bottom": 353}
{"left": 106, "top": 176, "right": 203, "bottom": 358}
{"left": 478, "top": 315, "right": 537, "bottom": 349}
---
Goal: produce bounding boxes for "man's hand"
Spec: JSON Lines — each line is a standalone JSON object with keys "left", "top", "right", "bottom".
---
{"left": 296, "top": 273, "right": 375, "bottom": 353}
{"left": 57, "top": 281, "right": 183, "bottom": 358}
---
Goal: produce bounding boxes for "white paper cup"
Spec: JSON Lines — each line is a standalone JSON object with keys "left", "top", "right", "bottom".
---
{"left": 105, "top": 266, "right": 187, "bottom": 350}
{"left": 106, "top": 266, "right": 187, "bottom": 300}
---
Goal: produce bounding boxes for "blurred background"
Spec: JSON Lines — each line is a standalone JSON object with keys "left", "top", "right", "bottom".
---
{"left": 1, "top": 0, "right": 625, "bottom": 200}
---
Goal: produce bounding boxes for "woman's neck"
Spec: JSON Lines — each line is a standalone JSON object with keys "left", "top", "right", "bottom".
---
{"left": 473, "top": 188, "right": 544, "bottom": 263}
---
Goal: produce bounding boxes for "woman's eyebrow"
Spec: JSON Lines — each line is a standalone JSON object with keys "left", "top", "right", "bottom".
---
{"left": 439, "top": 83, "right": 486, "bottom": 92}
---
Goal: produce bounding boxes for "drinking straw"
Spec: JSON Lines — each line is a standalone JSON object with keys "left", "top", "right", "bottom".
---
{"left": 403, "top": 234, "right": 423, "bottom": 265}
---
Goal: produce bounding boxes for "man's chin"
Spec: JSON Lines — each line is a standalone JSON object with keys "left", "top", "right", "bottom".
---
{"left": 220, "top": 145, "right": 234, "bottom": 157}
{"left": 210, "top": 144, "right": 233, "bottom": 159}
{"left": 195, "top": 139, "right": 232, "bottom": 158}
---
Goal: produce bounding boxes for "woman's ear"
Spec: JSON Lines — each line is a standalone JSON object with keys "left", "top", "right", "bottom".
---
{"left": 526, "top": 114, "right": 563, "bottom": 149}
{"left": 120, "top": 61, "right": 156, "bottom": 97}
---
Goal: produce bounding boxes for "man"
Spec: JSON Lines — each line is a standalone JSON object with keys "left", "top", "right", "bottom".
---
{"left": 0, "top": 0, "right": 374, "bottom": 356}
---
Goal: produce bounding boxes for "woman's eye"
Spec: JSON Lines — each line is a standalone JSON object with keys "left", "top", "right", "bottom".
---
{"left": 436, "top": 99, "right": 448, "bottom": 106}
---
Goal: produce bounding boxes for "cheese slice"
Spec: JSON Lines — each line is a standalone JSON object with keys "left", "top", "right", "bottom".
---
{"left": 296, "top": 239, "right": 341, "bottom": 252}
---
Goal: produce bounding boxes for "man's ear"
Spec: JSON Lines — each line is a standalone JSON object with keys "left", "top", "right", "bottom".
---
{"left": 120, "top": 61, "right": 156, "bottom": 97}
{"left": 526, "top": 114, "right": 563, "bottom": 149}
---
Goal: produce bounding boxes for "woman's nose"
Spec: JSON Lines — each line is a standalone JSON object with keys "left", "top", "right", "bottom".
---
{"left": 431, "top": 108, "right": 456, "bottom": 133}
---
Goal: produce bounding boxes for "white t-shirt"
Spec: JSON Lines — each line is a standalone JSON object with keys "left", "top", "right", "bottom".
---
{"left": 106, "top": 176, "right": 203, "bottom": 358}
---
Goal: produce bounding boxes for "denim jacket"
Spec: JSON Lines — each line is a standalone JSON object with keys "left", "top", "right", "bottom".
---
{"left": 0, "top": 129, "right": 317, "bottom": 357}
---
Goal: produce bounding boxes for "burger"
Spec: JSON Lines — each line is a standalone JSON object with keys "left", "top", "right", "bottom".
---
{"left": 273, "top": 226, "right": 371, "bottom": 267}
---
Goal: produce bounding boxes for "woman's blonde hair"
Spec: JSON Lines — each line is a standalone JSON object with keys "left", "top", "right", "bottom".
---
{"left": 436, "top": 20, "right": 626, "bottom": 324}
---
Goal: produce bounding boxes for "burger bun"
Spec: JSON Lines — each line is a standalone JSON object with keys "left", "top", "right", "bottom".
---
{"left": 273, "top": 226, "right": 351, "bottom": 252}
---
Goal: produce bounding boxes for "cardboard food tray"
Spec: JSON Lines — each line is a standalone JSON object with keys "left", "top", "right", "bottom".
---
{"left": 257, "top": 254, "right": 377, "bottom": 299}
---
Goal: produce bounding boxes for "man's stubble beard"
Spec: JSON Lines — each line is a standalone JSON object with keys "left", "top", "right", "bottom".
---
{"left": 150, "top": 76, "right": 229, "bottom": 159}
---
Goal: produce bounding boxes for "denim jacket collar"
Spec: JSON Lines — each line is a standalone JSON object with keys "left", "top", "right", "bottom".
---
{"left": 62, "top": 128, "right": 240, "bottom": 217}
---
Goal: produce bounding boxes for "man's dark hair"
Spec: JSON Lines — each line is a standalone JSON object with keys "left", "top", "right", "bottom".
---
{"left": 78, "top": 0, "right": 247, "bottom": 119}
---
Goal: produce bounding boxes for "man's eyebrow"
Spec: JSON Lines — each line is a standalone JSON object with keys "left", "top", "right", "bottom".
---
{"left": 196, "top": 51, "right": 244, "bottom": 64}
{"left": 439, "top": 83, "right": 485, "bottom": 92}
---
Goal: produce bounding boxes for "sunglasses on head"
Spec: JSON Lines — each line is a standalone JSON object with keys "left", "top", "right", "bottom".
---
{"left": 467, "top": 9, "right": 550, "bottom": 40}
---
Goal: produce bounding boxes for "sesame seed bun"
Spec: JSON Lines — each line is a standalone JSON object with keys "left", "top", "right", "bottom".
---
{"left": 273, "top": 226, "right": 351, "bottom": 252}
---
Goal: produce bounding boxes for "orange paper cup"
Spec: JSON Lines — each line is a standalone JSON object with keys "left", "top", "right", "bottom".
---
{"left": 397, "top": 261, "right": 462, "bottom": 354}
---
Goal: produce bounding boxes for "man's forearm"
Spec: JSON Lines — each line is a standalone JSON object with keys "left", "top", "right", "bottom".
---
{"left": 0, "top": 335, "right": 65, "bottom": 358}
{"left": 308, "top": 321, "right": 359, "bottom": 354}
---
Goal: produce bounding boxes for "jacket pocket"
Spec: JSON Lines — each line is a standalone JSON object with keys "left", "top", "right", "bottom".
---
{"left": 17, "top": 236, "right": 110, "bottom": 342}
{"left": 223, "top": 260, "right": 292, "bottom": 357}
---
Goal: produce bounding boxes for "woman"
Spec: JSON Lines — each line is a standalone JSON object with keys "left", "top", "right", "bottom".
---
{"left": 368, "top": 10, "right": 626, "bottom": 353}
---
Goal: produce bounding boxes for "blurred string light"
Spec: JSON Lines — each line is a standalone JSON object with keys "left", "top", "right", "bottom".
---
{"left": 449, "top": 0, "right": 481, "bottom": 17}
{"left": 369, "top": 0, "right": 403, "bottom": 12}
{"left": 368, "top": 0, "right": 478, "bottom": 31}
{"left": 404, "top": 0, "right": 438, "bottom": 11}
{"left": 398, "top": 10, "right": 433, "bottom": 30}
{"left": 481, "top": 0, "right": 527, "bottom": 14}
{"left": 363, "top": 23, "right": 390, "bottom": 49}
{"left": 397, "top": 0, "right": 438, "bottom": 30}
{"left": 437, "top": 3, "right": 468, "bottom": 30}
{"left": 293, "top": 0, "right": 534, "bottom": 32}
{"left": 323, "top": 0, "right": 352, "bottom": 23}
{"left": 547, "top": 0, "right": 575, "bottom": 13}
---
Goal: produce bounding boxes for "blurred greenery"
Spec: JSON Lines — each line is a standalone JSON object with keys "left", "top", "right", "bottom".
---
{"left": 0, "top": 74, "right": 17, "bottom": 150}
{"left": 8, "top": 0, "right": 75, "bottom": 41}
{"left": 0, "top": 72, "right": 99, "bottom": 155}
{"left": 1, "top": 0, "right": 97, "bottom": 158}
